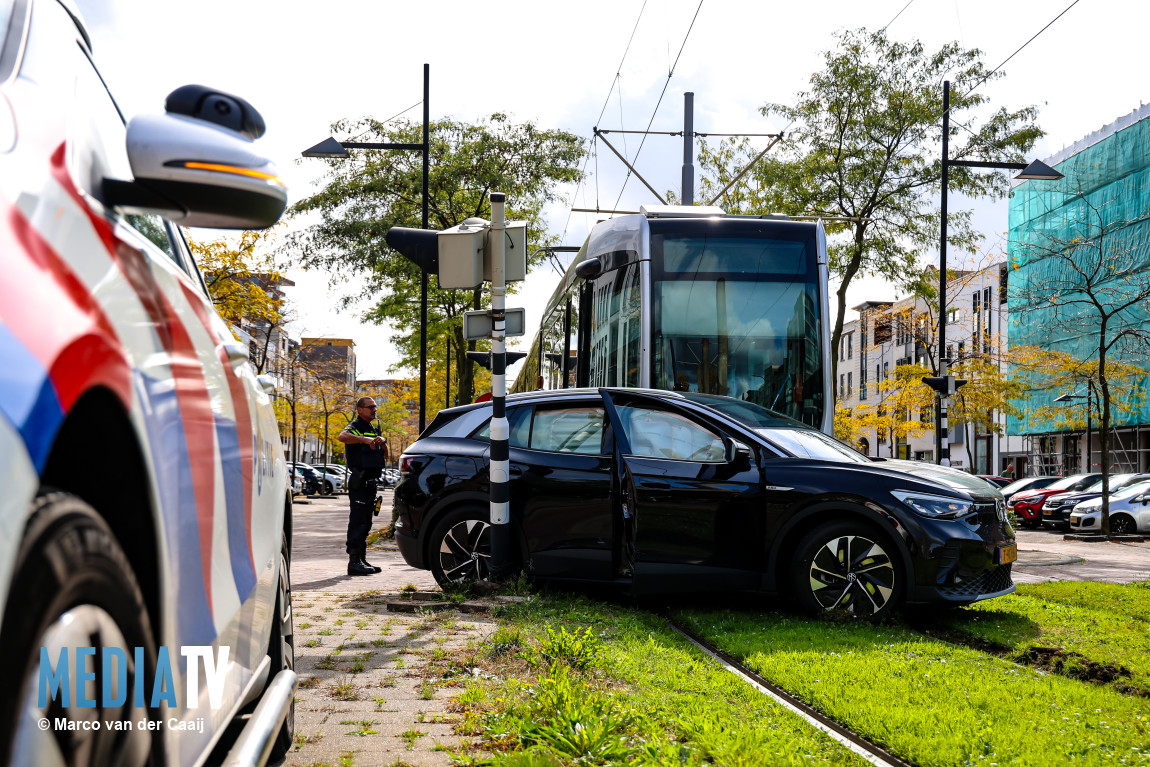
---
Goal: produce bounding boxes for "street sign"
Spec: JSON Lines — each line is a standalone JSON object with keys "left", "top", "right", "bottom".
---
{"left": 463, "top": 308, "right": 525, "bottom": 340}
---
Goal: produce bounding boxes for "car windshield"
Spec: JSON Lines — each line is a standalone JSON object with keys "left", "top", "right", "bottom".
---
{"left": 1048, "top": 475, "right": 1090, "bottom": 491}
{"left": 679, "top": 393, "right": 805, "bottom": 428}
{"left": 1115, "top": 480, "right": 1150, "bottom": 499}
{"left": 758, "top": 428, "right": 871, "bottom": 463}
{"left": 1084, "top": 474, "right": 1138, "bottom": 493}
{"left": 1002, "top": 476, "right": 1048, "bottom": 494}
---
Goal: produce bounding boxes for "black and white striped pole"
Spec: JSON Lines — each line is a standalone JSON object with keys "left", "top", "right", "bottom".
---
{"left": 487, "top": 192, "right": 514, "bottom": 578}
{"left": 923, "top": 374, "right": 966, "bottom": 467}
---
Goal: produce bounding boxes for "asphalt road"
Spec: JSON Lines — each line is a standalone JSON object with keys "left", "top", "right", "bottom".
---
{"left": 1011, "top": 528, "right": 1150, "bottom": 584}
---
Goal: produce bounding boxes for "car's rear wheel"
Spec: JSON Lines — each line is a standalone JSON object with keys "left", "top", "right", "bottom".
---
{"left": 0, "top": 491, "right": 160, "bottom": 766}
{"left": 792, "top": 519, "right": 904, "bottom": 620}
{"left": 1111, "top": 514, "right": 1137, "bottom": 535}
{"left": 266, "top": 536, "right": 295, "bottom": 761}
{"left": 428, "top": 509, "right": 493, "bottom": 587}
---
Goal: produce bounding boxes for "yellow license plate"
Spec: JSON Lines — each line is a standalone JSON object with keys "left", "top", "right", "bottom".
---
{"left": 998, "top": 544, "right": 1018, "bottom": 565}
{"left": 1043, "top": 508, "right": 1053, "bottom": 515}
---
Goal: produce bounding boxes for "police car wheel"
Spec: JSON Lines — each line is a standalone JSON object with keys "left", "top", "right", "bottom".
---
{"left": 266, "top": 536, "right": 295, "bottom": 760}
{"left": 0, "top": 491, "right": 160, "bottom": 767}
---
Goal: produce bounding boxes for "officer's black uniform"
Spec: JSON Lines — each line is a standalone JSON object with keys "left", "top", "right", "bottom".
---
{"left": 344, "top": 417, "right": 386, "bottom": 576}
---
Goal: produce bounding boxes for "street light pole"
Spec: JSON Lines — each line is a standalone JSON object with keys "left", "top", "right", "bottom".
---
{"left": 935, "top": 79, "right": 1063, "bottom": 467}
{"left": 302, "top": 64, "right": 432, "bottom": 434}
{"left": 420, "top": 63, "right": 430, "bottom": 434}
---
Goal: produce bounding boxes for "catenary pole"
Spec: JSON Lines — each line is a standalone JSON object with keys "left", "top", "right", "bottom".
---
{"left": 488, "top": 192, "right": 513, "bottom": 577}
{"left": 682, "top": 92, "right": 694, "bottom": 205}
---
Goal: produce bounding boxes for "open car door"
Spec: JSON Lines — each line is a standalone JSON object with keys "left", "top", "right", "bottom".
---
{"left": 602, "top": 391, "right": 763, "bottom": 595}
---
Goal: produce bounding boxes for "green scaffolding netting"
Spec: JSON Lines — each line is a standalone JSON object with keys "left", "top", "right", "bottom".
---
{"left": 1006, "top": 109, "right": 1150, "bottom": 436}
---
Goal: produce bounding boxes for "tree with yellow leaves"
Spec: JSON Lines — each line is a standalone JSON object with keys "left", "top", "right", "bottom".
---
{"left": 191, "top": 227, "right": 293, "bottom": 375}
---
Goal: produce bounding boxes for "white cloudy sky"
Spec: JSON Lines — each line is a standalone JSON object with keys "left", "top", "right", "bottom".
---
{"left": 78, "top": 0, "right": 1144, "bottom": 379}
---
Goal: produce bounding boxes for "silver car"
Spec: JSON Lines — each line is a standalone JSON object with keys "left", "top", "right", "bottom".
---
{"left": 1069, "top": 480, "right": 1150, "bottom": 534}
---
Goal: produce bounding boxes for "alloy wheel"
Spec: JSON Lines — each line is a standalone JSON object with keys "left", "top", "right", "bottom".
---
{"left": 808, "top": 534, "right": 896, "bottom": 615}
{"left": 12, "top": 606, "right": 151, "bottom": 767}
{"left": 1111, "top": 515, "right": 1136, "bottom": 535}
{"left": 437, "top": 519, "right": 492, "bottom": 583}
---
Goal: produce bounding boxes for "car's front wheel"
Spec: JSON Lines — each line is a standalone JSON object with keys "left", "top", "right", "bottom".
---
{"left": 793, "top": 519, "right": 904, "bottom": 619}
{"left": 1110, "top": 514, "right": 1137, "bottom": 535}
{"left": 0, "top": 491, "right": 160, "bottom": 766}
{"left": 428, "top": 508, "right": 493, "bottom": 587}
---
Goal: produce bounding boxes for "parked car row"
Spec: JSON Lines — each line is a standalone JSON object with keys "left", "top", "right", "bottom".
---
{"left": 290, "top": 462, "right": 345, "bottom": 495}
{"left": 1006, "top": 474, "right": 1103, "bottom": 527}
{"left": 997, "top": 471, "right": 1150, "bottom": 534}
{"left": 287, "top": 463, "right": 401, "bottom": 495}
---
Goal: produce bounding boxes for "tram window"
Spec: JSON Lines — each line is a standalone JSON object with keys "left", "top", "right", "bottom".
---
{"left": 653, "top": 279, "right": 821, "bottom": 425}
{"left": 542, "top": 305, "right": 566, "bottom": 389}
{"left": 661, "top": 235, "right": 809, "bottom": 276}
{"left": 588, "top": 264, "right": 641, "bottom": 388}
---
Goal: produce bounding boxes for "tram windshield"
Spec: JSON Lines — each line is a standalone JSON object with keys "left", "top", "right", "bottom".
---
{"left": 650, "top": 231, "right": 825, "bottom": 428}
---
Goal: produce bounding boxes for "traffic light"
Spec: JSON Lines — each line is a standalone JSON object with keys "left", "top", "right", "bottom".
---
{"left": 385, "top": 219, "right": 527, "bottom": 289}
{"left": 466, "top": 351, "right": 528, "bottom": 370}
{"left": 921, "top": 375, "right": 968, "bottom": 395}
{"left": 384, "top": 227, "right": 439, "bottom": 273}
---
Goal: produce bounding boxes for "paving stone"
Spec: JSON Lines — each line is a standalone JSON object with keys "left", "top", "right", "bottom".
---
{"left": 281, "top": 504, "right": 494, "bottom": 767}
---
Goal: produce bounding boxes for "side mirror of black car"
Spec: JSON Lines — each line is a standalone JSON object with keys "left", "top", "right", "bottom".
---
{"left": 723, "top": 437, "right": 752, "bottom": 466}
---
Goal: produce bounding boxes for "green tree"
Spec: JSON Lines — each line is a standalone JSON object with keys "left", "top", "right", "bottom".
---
{"left": 288, "top": 114, "right": 584, "bottom": 403}
{"left": 696, "top": 28, "right": 1042, "bottom": 385}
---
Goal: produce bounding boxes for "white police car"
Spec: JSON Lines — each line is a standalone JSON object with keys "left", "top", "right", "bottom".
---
{"left": 0, "top": 1, "right": 295, "bottom": 764}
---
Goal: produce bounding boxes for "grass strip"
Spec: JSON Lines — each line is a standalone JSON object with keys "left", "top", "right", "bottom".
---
{"left": 928, "top": 582, "right": 1150, "bottom": 695}
{"left": 678, "top": 607, "right": 1150, "bottom": 767}
{"left": 457, "top": 593, "right": 870, "bottom": 766}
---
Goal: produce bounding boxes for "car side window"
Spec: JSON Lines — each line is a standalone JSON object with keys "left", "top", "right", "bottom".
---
{"left": 471, "top": 406, "right": 531, "bottom": 448}
{"left": 123, "top": 213, "right": 178, "bottom": 262}
{"left": 529, "top": 406, "right": 604, "bottom": 454}
{"left": 616, "top": 404, "right": 725, "bottom": 462}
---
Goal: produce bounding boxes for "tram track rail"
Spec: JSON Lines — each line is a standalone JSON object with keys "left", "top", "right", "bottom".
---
{"left": 664, "top": 615, "right": 916, "bottom": 767}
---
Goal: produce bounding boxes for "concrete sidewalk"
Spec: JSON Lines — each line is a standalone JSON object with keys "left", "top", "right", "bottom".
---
{"left": 1012, "top": 529, "right": 1150, "bottom": 584}
{"left": 283, "top": 492, "right": 494, "bottom": 767}
{"left": 289, "top": 490, "right": 437, "bottom": 593}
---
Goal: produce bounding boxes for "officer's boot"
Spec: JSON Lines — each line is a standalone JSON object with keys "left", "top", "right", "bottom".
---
{"left": 347, "top": 548, "right": 375, "bottom": 577}
{"left": 361, "top": 549, "right": 383, "bottom": 573}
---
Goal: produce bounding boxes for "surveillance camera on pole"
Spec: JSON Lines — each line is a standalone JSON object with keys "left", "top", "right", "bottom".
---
{"left": 386, "top": 199, "right": 528, "bottom": 580}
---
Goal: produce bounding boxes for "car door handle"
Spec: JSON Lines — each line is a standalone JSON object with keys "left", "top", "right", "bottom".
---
{"left": 509, "top": 465, "right": 524, "bottom": 477}
{"left": 220, "top": 340, "right": 250, "bottom": 372}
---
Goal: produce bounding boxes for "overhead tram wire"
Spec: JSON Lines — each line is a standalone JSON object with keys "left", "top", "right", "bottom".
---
{"left": 939, "top": 0, "right": 1082, "bottom": 152}
{"left": 611, "top": 0, "right": 706, "bottom": 211}
{"left": 881, "top": 0, "right": 916, "bottom": 31}
{"left": 959, "top": 0, "right": 1082, "bottom": 101}
{"left": 560, "top": 0, "right": 649, "bottom": 247}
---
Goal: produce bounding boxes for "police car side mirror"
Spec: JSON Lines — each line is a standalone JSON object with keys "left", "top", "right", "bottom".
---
{"left": 104, "top": 86, "right": 286, "bottom": 230}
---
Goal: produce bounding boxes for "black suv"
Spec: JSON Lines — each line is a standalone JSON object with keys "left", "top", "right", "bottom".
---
{"left": 392, "top": 389, "right": 1015, "bottom": 618}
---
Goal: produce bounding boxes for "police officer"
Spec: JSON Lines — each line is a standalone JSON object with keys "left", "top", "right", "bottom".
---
{"left": 337, "top": 397, "right": 389, "bottom": 576}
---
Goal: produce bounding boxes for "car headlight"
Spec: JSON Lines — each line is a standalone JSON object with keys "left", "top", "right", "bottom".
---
{"left": 891, "top": 490, "right": 974, "bottom": 519}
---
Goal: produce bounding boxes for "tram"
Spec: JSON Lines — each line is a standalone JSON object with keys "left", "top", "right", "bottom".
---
{"left": 512, "top": 205, "right": 833, "bottom": 433}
